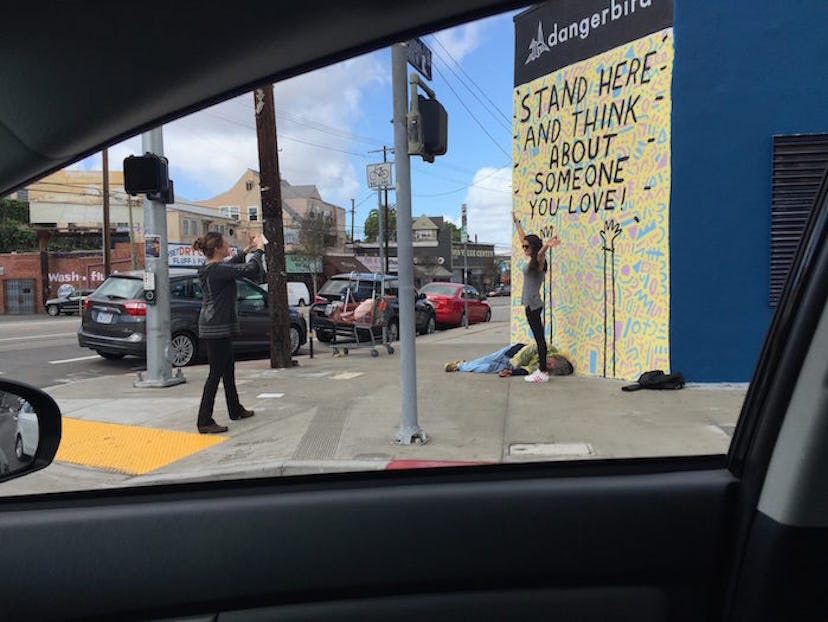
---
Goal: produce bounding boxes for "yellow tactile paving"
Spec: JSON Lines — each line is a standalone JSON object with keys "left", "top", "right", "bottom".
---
{"left": 55, "top": 417, "right": 226, "bottom": 475}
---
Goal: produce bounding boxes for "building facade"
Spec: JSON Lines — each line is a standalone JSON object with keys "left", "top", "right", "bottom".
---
{"left": 512, "top": 0, "right": 828, "bottom": 381}
{"left": 353, "top": 215, "right": 496, "bottom": 291}
{"left": 199, "top": 169, "right": 347, "bottom": 254}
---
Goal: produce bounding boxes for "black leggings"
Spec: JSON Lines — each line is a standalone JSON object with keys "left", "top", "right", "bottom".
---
{"left": 525, "top": 306, "right": 547, "bottom": 372}
{"left": 197, "top": 337, "right": 241, "bottom": 426}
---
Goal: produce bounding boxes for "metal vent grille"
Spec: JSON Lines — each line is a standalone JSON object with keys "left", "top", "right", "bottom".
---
{"left": 770, "top": 134, "right": 828, "bottom": 306}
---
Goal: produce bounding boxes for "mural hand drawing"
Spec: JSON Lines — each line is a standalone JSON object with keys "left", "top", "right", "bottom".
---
{"left": 600, "top": 218, "right": 623, "bottom": 377}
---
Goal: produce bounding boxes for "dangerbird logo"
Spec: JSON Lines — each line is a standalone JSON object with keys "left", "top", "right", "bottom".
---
{"left": 525, "top": 22, "right": 551, "bottom": 64}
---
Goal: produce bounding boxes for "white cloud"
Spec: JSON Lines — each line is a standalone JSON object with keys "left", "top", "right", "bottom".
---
{"left": 463, "top": 166, "right": 513, "bottom": 248}
{"left": 71, "top": 52, "right": 388, "bottom": 207}
{"left": 432, "top": 22, "right": 485, "bottom": 63}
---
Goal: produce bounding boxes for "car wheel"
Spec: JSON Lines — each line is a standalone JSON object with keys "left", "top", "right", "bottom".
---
{"left": 316, "top": 329, "right": 333, "bottom": 343}
{"left": 484, "top": 309, "right": 492, "bottom": 322}
{"left": 169, "top": 332, "right": 197, "bottom": 367}
{"left": 47, "top": 305, "right": 59, "bottom": 317}
{"left": 421, "top": 314, "right": 436, "bottom": 335}
{"left": 97, "top": 351, "right": 126, "bottom": 360}
{"left": 387, "top": 320, "right": 399, "bottom": 342}
{"left": 290, "top": 326, "right": 301, "bottom": 355}
{"left": 15, "top": 434, "right": 29, "bottom": 462}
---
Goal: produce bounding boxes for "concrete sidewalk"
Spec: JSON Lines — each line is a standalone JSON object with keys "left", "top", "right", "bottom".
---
{"left": 3, "top": 320, "right": 746, "bottom": 495}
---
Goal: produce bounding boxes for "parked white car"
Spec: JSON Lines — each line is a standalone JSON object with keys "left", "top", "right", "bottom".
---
{"left": 287, "top": 282, "right": 311, "bottom": 307}
{"left": 260, "top": 281, "right": 312, "bottom": 307}
{"left": 14, "top": 400, "right": 38, "bottom": 462}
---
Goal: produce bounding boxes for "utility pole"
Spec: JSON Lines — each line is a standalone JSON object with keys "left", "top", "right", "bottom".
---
{"left": 462, "top": 203, "right": 469, "bottom": 328}
{"left": 135, "top": 128, "right": 184, "bottom": 388}
{"left": 383, "top": 145, "right": 391, "bottom": 274}
{"left": 102, "top": 148, "right": 111, "bottom": 277}
{"left": 127, "top": 196, "right": 137, "bottom": 270}
{"left": 350, "top": 198, "right": 355, "bottom": 255}
{"left": 392, "top": 42, "right": 428, "bottom": 445}
{"left": 254, "top": 85, "right": 292, "bottom": 368}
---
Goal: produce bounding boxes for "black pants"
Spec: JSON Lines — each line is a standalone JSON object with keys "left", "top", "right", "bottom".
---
{"left": 525, "top": 305, "right": 547, "bottom": 372}
{"left": 197, "top": 337, "right": 242, "bottom": 426}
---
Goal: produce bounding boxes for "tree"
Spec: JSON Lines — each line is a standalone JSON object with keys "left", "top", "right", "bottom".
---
{"left": 0, "top": 199, "right": 36, "bottom": 253}
{"left": 363, "top": 207, "right": 397, "bottom": 243}
{"left": 443, "top": 221, "right": 461, "bottom": 242}
{"left": 298, "top": 209, "right": 337, "bottom": 294}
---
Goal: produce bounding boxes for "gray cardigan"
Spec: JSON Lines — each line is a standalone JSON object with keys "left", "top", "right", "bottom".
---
{"left": 197, "top": 250, "right": 265, "bottom": 339}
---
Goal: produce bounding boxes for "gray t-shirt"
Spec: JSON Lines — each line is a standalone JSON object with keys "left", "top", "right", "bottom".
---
{"left": 521, "top": 263, "right": 544, "bottom": 310}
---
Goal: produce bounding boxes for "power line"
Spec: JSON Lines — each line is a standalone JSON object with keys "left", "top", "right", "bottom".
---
{"left": 431, "top": 35, "right": 512, "bottom": 128}
{"left": 412, "top": 163, "right": 511, "bottom": 198}
{"left": 429, "top": 35, "right": 512, "bottom": 131}
{"left": 223, "top": 99, "right": 388, "bottom": 150}
{"left": 204, "top": 111, "right": 370, "bottom": 159}
{"left": 431, "top": 63, "right": 511, "bottom": 159}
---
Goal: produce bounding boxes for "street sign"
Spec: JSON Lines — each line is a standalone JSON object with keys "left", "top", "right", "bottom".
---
{"left": 366, "top": 162, "right": 393, "bottom": 189}
{"left": 407, "top": 38, "right": 432, "bottom": 81}
{"left": 460, "top": 226, "right": 469, "bottom": 244}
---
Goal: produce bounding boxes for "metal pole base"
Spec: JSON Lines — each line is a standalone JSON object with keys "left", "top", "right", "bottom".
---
{"left": 134, "top": 368, "right": 187, "bottom": 388}
{"left": 394, "top": 426, "right": 430, "bottom": 445}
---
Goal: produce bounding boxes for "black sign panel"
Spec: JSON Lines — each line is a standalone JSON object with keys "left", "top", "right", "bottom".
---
{"left": 514, "top": 0, "right": 673, "bottom": 87}
{"left": 407, "top": 38, "right": 432, "bottom": 81}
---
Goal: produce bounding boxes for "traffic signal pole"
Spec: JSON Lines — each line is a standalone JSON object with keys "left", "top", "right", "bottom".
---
{"left": 391, "top": 42, "right": 427, "bottom": 445}
{"left": 135, "top": 127, "right": 184, "bottom": 388}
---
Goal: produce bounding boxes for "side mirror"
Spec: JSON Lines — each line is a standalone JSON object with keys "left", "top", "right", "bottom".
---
{"left": 416, "top": 292, "right": 426, "bottom": 301}
{"left": 0, "top": 380, "right": 62, "bottom": 484}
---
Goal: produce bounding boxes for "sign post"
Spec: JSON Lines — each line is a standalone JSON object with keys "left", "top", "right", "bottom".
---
{"left": 366, "top": 163, "right": 393, "bottom": 274}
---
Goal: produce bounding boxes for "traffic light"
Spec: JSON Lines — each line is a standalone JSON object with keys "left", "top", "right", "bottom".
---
{"left": 123, "top": 153, "right": 175, "bottom": 204}
{"left": 408, "top": 95, "right": 447, "bottom": 163}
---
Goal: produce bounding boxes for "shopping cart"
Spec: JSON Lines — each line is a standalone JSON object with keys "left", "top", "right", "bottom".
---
{"left": 325, "top": 272, "right": 395, "bottom": 357}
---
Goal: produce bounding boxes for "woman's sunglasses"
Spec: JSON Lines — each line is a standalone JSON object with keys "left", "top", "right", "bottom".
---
{"left": 521, "top": 244, "right": 530, "bottom": 249}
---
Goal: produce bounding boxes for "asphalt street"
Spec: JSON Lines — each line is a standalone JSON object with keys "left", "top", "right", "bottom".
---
{"left": 0, "top": 297, "right": 512, "bottom": 389}
{"left": 0, "top": 315, "right": 142, "bottom": 388}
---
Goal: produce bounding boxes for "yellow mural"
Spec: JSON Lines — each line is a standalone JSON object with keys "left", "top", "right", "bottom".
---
{"left": 512, "top": 28, "right": 674, "bottom": 380}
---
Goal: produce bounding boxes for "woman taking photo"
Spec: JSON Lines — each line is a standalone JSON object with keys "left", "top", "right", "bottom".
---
{"left": 513, "top": 210, "right": 560, "bottom": 384}
{"left": 194, "top": 232, "right": 265, "bottom": 433}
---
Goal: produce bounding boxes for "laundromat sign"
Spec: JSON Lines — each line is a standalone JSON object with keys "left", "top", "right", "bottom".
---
{"left": 168, "top": 243, "right": 239, "bottom": 267}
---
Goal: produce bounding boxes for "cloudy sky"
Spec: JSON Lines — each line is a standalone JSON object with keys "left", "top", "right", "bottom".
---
{"left": 74, "top": 12, "right": 517, "bottom": 250}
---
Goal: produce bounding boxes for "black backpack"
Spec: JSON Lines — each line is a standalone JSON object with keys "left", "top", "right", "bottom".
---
{"left": 622, "top": 370, "right": 685, "bottom": 392}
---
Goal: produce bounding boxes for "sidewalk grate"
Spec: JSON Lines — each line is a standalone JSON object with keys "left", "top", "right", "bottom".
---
{"left": 292, "top": 408, "right": 347, "bottom": 461}
{"left": 55, "top": 417, "right": 226, "bottom": 475}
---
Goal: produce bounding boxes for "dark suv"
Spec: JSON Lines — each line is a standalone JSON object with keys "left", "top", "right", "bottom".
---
{"left": 310, "top": 273, "right": 436, "bottom": 343}
{"left": 78, "top": 268, "right": 307, "bottom": 366}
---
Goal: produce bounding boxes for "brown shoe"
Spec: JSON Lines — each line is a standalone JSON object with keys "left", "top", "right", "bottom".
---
{"left": 198, "top": 422, "right": 228, "bottom": 434}
{"left": 229, "top": 408, "right": 255, "bottom": 421}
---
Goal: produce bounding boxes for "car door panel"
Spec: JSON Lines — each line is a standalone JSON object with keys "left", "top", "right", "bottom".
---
{"left": 0, "top": 459, "right": 734, "bottom": 620}
{"left": 237, "top": 280, "right": 270, "bottom": 351}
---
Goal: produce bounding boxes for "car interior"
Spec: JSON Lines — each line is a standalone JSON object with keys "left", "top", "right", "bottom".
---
{"left": 1, "top": 1, "right": 827, "bottom": 620}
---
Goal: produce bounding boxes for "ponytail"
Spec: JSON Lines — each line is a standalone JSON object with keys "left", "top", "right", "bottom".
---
{"left": 193, "top": 231, "right": 223, "bottom": 259}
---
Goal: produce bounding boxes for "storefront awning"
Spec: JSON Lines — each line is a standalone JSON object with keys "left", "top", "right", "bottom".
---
{"left": 324, "top": 255, "right": 370, "bottom": 277}
{"left": 414, "top": 264, "right": 453, "bottom": 280}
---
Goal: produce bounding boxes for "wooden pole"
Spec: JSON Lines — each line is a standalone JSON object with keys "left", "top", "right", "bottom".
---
{"left": 254, "top": 85, "right": 292, "bottom": 368}
{"left": 102, "top": 148, "right": 111, "bottom": 277}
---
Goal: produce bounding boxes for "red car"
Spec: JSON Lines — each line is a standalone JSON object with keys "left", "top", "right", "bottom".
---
{"left": 420, "top": 282, "right": 491, "bottom": 327}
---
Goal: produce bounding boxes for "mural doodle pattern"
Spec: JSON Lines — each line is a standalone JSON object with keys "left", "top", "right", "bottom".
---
{"left": 511, "top": 28, "right": 674, "bottom": 380}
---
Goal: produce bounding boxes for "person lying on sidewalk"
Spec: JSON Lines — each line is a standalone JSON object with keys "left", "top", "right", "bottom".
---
{"left": 444, "top": 343, "right": 573, "bottom": 380}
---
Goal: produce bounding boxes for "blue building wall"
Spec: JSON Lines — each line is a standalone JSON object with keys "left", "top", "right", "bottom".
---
{"left": 671, "top": 1, "right": 828, "bottom": 381}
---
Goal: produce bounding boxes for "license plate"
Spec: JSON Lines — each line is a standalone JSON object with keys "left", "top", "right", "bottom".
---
{"left": 96, "top": 311, "right": 114, "bottom": 324}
